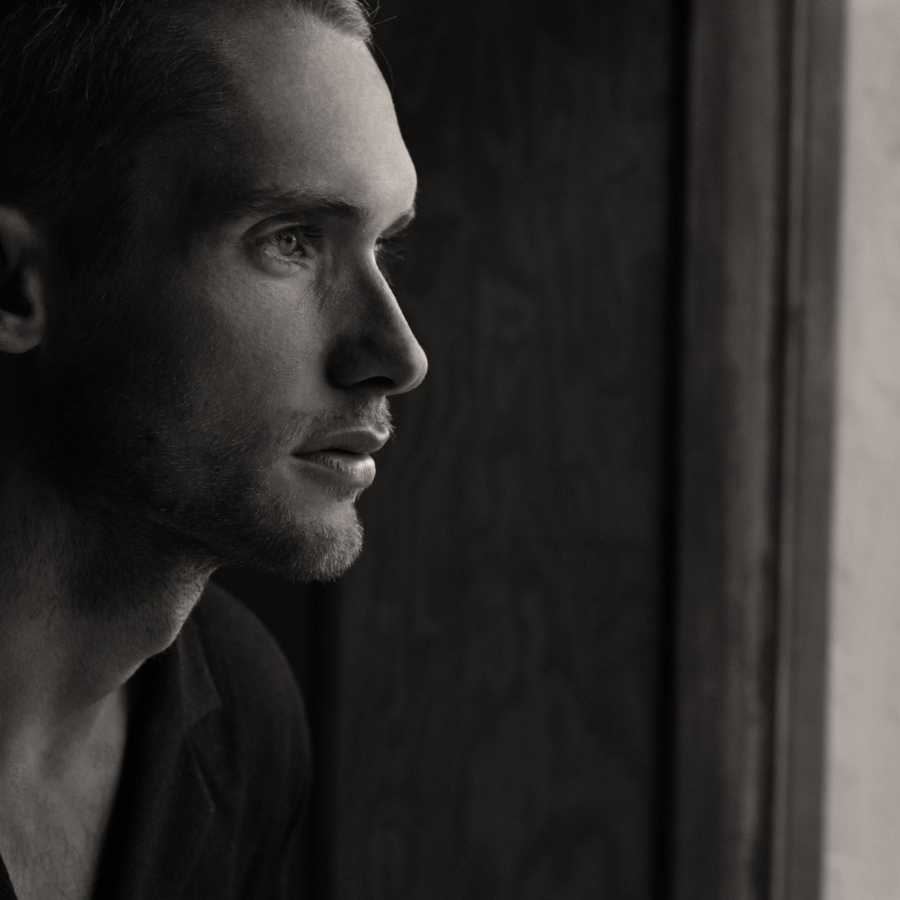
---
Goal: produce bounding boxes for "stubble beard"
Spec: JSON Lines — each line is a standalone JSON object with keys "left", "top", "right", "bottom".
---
{"left": 56, "top": 386, "right": 368, "bottom": 586}
{"left": 151, "top": 424, "right": 367, "bottom": 584}
{"left": 40, "top": 391, "right": 368, "bottom": 588}
{"left": 24, "top": 307, "right": 368, "bottom": 600}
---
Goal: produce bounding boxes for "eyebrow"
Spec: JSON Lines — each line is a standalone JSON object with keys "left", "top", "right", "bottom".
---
{"left": 225, "top": 186, "right": 416, "bottom": 234}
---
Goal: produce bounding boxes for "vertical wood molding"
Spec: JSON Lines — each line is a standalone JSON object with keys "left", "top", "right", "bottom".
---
{"left": 673, "top": 2, "right": 788, "bottom": 898}
{"left": 772, "top": 0, "right": 843, "bottom": 898}
{"left": 673, "top": 0, "right": 843, "bottom": 897}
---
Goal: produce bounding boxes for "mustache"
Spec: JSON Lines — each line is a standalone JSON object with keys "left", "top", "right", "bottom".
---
{"left": 282, "top": 399, "right": 394, "bottom": 448}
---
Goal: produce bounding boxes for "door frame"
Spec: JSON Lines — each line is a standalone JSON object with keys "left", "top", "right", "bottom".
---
{"left": 669, "top": 0, "right": 844, "bottom": 897}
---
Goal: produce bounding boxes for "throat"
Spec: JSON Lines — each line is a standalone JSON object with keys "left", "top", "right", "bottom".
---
{"left": 0, "top": 782, "right": 118, "bottom": 900}
{"left": 0, "top": 686, "right": 128, "bottom": 900}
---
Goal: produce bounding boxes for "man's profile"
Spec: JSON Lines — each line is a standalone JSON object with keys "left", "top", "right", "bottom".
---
{"left": 0, "top": 1, "right": 427, "bottom": 897}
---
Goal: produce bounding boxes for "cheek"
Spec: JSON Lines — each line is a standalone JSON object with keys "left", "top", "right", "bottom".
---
{"left": 161, "top": 262, "right": 329, "bottom": 410}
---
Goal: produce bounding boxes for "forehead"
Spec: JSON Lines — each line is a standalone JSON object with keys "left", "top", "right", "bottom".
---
{"left": 210, "top": 12, "right": 416, "bottom": 219}
{"left": 131, "top": 12, "right": 416, "bottom": 237}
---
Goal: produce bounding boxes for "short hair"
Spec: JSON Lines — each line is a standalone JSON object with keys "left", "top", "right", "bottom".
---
{"left": 0, "top": 0, "right": 371, "bottom": 285}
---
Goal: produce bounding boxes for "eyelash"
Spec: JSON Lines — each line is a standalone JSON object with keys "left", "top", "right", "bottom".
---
{"left": 257, "top": 225, "right": 408, "bottom": 281}
{"left": 375, "top": 234, "right": 406, "bottom": 286}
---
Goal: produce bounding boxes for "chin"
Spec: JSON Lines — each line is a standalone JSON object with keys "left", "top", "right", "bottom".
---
{"left": 207, "top": 499, "right": 365, "bottom": 583}
{"left": 277, "top": 518, "right": 364, "bottom": 583}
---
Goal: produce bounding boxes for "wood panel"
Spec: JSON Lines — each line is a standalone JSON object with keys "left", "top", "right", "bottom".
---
{"left": 771, "top": 0, "right": 843, "bottom": 896}
{"left": 671, "top": 0, "right": 842, "bottom": 897}
{"left": 671, "top": 2, "right": 787, "bottom": 896}
{"left": 324, "top": 2, "right": 675, "bottom": 898}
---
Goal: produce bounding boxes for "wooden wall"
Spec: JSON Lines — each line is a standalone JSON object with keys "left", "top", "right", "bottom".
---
{"left": 323, "top": 1, "right": 675, "bottom": 897}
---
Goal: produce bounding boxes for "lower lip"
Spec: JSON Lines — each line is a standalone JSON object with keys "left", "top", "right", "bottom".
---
{"left": 291, "top": 451, "right": 377, "bottom": 491}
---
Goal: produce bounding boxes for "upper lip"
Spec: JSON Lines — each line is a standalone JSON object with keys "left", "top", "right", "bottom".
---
{"left": 293, "top": 429, "right": 390, "bottom": 457}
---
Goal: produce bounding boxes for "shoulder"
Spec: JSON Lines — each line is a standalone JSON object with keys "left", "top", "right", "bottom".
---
{"left": 182, "top": 579, "right": 312, "bottom": 795}
{"left": 142, "top": 581, "right": 312, "bottom": 896}
{"left": 190, "top": 579, "right": 305, "bottom": 716}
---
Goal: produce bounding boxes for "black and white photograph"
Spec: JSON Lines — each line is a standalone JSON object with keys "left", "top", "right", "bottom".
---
{"left": 0, "top": 0, "right": 891, "bottom": 898}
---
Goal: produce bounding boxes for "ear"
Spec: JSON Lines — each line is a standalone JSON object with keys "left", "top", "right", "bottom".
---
{"left": 0, "top": 207, "right": 49, "bottom": 354}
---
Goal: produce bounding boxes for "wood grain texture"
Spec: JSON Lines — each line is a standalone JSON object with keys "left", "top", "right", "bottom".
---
{"left": 324, "top": 2, "right": 675, "bottom": 898}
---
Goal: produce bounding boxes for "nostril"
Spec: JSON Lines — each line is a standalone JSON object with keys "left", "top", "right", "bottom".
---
{"left": 360, "top": 375, "right": 397, "bottom": 393}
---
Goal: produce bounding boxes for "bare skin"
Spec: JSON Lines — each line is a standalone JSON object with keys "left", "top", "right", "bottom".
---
{"left": 0, "top": 462, "right": 211, "bottom": 900}
{"left": 0, "top": 10, "right": 425, "bottom": 900}
{"left": 0, "top": 681, "right": 127, "bottom": 900}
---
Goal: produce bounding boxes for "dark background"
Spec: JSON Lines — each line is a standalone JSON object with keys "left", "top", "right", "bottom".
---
{"left": 216, "top": 0, "right": 842, "bottom": 896}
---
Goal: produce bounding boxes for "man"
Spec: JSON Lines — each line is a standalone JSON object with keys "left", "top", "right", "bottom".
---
{"left": 0, "top": 0, "right": 427, "bottom": 897}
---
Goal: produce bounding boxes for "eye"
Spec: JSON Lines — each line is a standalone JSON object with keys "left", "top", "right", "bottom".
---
{"left": 258, "top": 225, "right": 323, "bottom": 268}
{"left": 272, "top": 230, "right": 302, "bottom": 257}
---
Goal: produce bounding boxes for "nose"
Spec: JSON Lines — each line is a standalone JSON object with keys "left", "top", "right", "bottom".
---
{"left": 326, "top": 275, "right": 428, "bottom": 397}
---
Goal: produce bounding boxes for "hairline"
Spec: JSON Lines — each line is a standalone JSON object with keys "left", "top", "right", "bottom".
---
{"left": 75, "top": 2, "right": 375, "bottom": 296}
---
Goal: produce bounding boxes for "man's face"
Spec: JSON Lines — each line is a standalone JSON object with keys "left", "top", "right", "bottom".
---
{"left": 36, "top": 14, "right": 427, "bottom": 582}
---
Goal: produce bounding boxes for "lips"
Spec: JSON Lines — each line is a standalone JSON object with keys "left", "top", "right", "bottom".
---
{"left": 294, "top": 429, "right": 391, "bottom": 457}
{"left": 290, "top": 429, "right": 390, "bottom": 492}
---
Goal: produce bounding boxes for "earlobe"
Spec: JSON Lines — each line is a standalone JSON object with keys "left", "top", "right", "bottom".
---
{"left": 0, "top": 207, "right": 49, "bottom": 354}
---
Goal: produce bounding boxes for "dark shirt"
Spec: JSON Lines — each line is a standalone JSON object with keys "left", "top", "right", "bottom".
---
{"left": 0, "top": 582, "right": 312, "bottom": 900}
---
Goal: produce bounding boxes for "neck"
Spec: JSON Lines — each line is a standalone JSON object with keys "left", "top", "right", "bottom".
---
{"left": 0, "top": 459, "right": 212, "bottom": 770}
